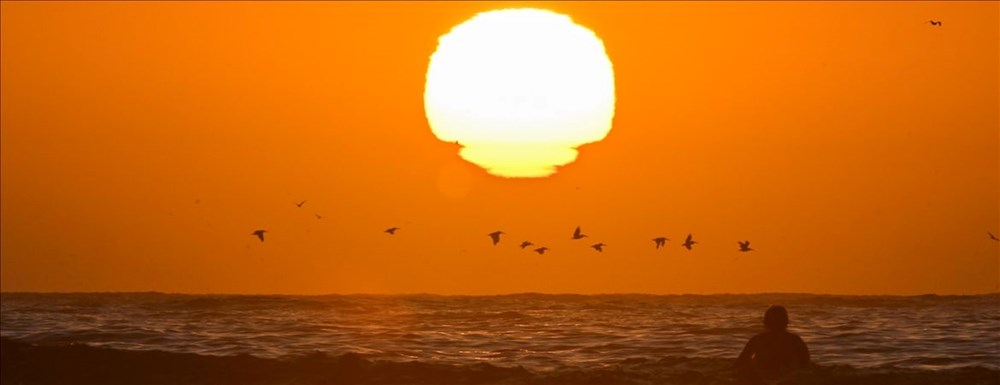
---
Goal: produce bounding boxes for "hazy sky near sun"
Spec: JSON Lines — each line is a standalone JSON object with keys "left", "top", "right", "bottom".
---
{"left": 1, "top": 1, "right": 997, "bottom": 295}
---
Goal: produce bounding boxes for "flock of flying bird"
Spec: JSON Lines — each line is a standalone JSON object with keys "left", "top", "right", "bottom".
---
{"left": 248, "top": 200, "right": 763, "bottom": 254}
{"left": 384, "top": 225, "right": 758, "bottom": 255}
{"left": 250, "top": 200, "right": 1000, "bottom": 254}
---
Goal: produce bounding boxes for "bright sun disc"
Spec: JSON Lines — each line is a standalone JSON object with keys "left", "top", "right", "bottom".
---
{"left": 424, "top": 8, "right": 616, "bottom": 178}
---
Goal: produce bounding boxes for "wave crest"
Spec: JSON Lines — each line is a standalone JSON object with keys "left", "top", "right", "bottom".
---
{"left": 3, "top": 337, "right": 998, "bottom": 385}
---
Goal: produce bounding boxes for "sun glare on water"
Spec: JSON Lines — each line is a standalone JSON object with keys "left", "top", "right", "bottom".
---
{"left": 424, "top": 9, "right": 616, "bottom": 178}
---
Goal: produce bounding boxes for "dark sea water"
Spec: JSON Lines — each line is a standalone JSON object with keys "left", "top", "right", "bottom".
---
{"left": 2, "top": 293, "right": 998, "bottom": 384}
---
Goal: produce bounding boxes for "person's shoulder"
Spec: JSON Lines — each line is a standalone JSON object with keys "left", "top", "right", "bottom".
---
{"left": 751, "top": 332, "right": 770, "bottom": 340}
{"left": 786, "top": 332, "right": 807, "bottom": 344}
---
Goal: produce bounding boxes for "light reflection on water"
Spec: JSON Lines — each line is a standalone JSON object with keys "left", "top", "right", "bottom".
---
{"left": 1, "top": 293, "right": 997, "bottom": 371}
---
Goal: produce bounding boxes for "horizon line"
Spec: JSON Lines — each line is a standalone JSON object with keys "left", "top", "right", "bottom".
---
{"left": 2, "top": 290, "right": 998, "bottom": 297}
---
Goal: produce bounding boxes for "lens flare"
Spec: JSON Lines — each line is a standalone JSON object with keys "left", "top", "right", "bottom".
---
{"left": 424, "top": 9, "right": 616, "bottom": 178}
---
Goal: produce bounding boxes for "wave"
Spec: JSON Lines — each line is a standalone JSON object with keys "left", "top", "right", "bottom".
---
{"left": 3, "top": 337, "right": 997, "bottom": 385}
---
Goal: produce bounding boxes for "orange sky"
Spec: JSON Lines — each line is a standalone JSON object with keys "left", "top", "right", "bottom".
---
{"left": 1, "top": 1, "right": 997, "bottom": 295}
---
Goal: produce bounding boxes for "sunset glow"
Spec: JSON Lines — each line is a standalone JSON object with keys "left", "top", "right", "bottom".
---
{"left": 424, "top": 8, "right": 615, "bottom": 177}
{"left": 1, "top": 1, "right": 996, "bottom": 296}
{"left": 2, "top": 3, "right": 998, "bottom": 382}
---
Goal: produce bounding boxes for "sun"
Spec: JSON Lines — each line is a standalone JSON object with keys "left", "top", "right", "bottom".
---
{"left": 424, "top": 8, "right": 616, "bottom": 178}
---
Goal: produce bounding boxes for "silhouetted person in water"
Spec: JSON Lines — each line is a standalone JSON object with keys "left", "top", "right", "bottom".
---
{"left": 736, "top": 305, "right": 810, "bottom": 385}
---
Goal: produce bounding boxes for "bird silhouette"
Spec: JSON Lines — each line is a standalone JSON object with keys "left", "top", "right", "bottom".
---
{"left": 682, "top": 234, "right": 697, "bottom": 250}
{"left": 315, "top": 214, "right": 323, "bottom": 219}
{"left": 592, "top": 243, "right": 606, "bottom": 252}
{"left": 534, "top": 247, "right": 549, "bottom": 255}
{"left": 520, "top": 241, "right": 534, "bottom": 249}
{"left": 488, "top": 230, "right": 504, "bottom": 245}
{"left": 251, "top": 230, "right": 267, "bottom": 242}
{"left": 928, "top": 20, "right": 942, "bottom": 26}
{"left": 989, "top": 231, "right": 999, "bottom": 242}
{"left": 738, "top": 240, "right": 753, "bottom": 252}
{"left": 295, "top": 200, "right": 307, "bottom": 208}
{"left": 385, "top": 227, "right": 399, "bottom": 235}
{"left": 653, "top": 237, "right": 669, "bottom": 249}
{"left": 572, "top": 226, "right": 588, "bottom": 240}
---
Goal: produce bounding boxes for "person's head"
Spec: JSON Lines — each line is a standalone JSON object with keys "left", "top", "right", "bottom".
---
{"left": 763, "top": 305, "right": 789, "bottom": 331}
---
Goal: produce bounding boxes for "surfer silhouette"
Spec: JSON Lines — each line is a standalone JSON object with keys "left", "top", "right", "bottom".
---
{"left": 735, "top": 305, "right": 811, "bottom": 385}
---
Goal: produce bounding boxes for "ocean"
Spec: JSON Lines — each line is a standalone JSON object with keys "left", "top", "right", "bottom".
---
{"left": 1, "top": 292, "right": 998, "bottom": 384}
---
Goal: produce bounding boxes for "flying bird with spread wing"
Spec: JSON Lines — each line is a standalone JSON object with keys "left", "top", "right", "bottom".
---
{"left": 251, "top": 230, "right": 267, "bottom": 242}
{"left": 571, "top": 226, "right": 588, "bottom": 240}
{"left": 928, "top": 20, "right": 942, "bottom": 26}
{"left": 653, "top": 237, "right": 669, "bottom": 249}
{"left": 295, "top": 200, "right": 307, "bottom": 208}
{"left": 682, "top": 234, "right": 697, "bottom": 250}
{"left": 534, "top": 247, "right": 549, "bottom": 255}
{"left": 385, "top": 227, "right": 399, "bottom": 235}
{"left": 738, "top": 240, "right": 753, "bottom": 252}
{"left": 520, "top": 241, "right": 534, "bottom": 249}
{"left": 591, "top": 243, "right": 606, "bottom": 252}
{"left": 488, "top": 230, "right": 505, "bottom": 245}
{"left": 989, "top": 232, "right": 999, "bottom": 242}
